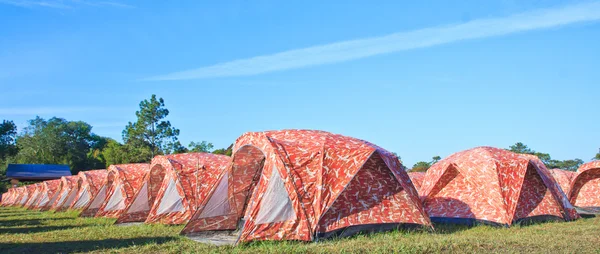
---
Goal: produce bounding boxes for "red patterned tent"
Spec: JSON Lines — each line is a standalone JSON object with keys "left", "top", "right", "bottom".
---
{"left": 35, "top": 179, "right": 62, "bottom": 211}
{"left": 69, "top": 170, "right": 108, "bottom": 210}
{"left": 21, "top": 184, "right": 37, "bottom": 207}
{"left": 92, "top": 164, "right": 149, "bottom": 218}
{"left": 12, "top": 187, "right": 27, "bottom": 207}
{"left": 48, "top": 176, "right": 79, "bottom": 211}
{"left": 569, "top": 161, "right": 600, "bottom": 209}
{"left": 408, "top": 172, "right": 425, "bottom": 195}
{"left": 117, "top": 153, "right": 231, "bottom": 225}
{"left": 550, "top": 169, "right": 576, "bottom": 196}
{"left": 182, "top": 130, "right": 430, "bottom": 244}
{"left": 420, "top": 147, "right": 579, "bottom": 226}
{"left": 1, "top": 188, "right": 15, "bottom": 206}
{"left": 24, "top": 183, "right": 43, "bottom": 209}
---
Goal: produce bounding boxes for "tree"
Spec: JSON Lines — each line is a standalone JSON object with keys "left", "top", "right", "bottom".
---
{"left": 14, "top": 117, "right": 108, "bottom": 174}
{"left": 188, "top": 141, "right": 214, "bottom": 153}
{"left": 122, "top": 95, "right": 182, "bottom": 161}
{"left": 507, "top": 142, "right": 583, "bottom": 171}
{"left": 0, "top": 120, "right": 18, "bottom": 161}
{"left": 594, "top": 149, "right": 600, "bottom": 161}
{"left": 410, "top": 156, "right": 442, "bottom": 172}
{"left": 212, "top": 144, "right": 233, "bottom": 156}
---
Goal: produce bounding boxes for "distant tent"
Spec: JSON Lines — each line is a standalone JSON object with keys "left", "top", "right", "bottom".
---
{"left": 569, "top": 161, "right": 600, "bottom": 212}
{"left": 6, "top": 164, "right": 71, "bottom": 181}
{"left": 550, "top": 169, "right": 576, "bottom": 195}
{"left": 91, "top": 164, "right": 149, "bottom": 218}
{"left": 420, "top": 147, "right": 579, "bottom": 226}
{"left": 408, "top": 172, "right": 425, "bottom": 195}
{"left": 1, "top": 188, "right": 16, "bottom": 206}
{"left": 21, "top": 185, "right": 37, "bottom": 207}
{"left": 116, "top": 153, "right": 231, "bottom": 225}
{"left": 35, "top": 179, "right": 62, "bottom": 211}
{"left": 182, "top": 130, "right": 430, "bottom": 244}
{"left": 69, "top": 169, "right": 108, "bottom": 210}
{"left": 49, "top": 176, "right": 79, "bottom": 211}
{"left": 24, "top": 183, "right": 43, "bottom": 209}
{"left": 12, "top": 187, "right": 27, "bottom": 207}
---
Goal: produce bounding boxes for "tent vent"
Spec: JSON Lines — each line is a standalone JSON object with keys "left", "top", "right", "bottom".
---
{"left": 73, "top": 187, "right": 91, "bottom": 209}
{"left": 104, "top": 184, "right": 126, "bottom": 211}
{"left": 199, "top": 172, "right": 231, "bottom": 218}
{"left": 255, "top": 167, "right": 296, "bottom": 224}
{"left": 88, "top": 186, "right": 106, "bottom": 209}
{"left": 156, "top": 178, "right": 185, "bottom": 215}
{"left": 128, "top": 182, "right": 150, "bottom": 213}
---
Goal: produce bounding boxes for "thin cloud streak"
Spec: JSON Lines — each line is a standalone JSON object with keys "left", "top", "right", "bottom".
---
{"left": 0, "top": 106, "right": 126, "bottom": 115}
{"left": 145, "top": 1, "right": 600, "bottom": 81}
{"left": 0, "top": 0, "right": 134, "bottom": 9}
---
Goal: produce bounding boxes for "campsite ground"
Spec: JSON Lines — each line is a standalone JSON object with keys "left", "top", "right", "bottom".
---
{"left": 0, "top": 207, "right": 599, "bottom": 253}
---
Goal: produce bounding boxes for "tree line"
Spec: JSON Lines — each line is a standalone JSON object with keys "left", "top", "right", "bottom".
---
{"left": 1, "top": 95, "right": 599, "bottom": 178}
{"left": 409, "top": 142, "right": 598, "bottom": 172}
{"left": 0, "top": 95, "right": 232, "bottom": 181}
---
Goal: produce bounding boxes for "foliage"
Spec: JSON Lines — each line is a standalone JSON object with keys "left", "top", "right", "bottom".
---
{"left": 122, "top": 95, "right": 183, "bottom": 161}
{"left": 2, "top": 207, "right": 600, "bottom": 253}
{"left": 594, "top": 149, "right": 600, "bottom": 161}
{"left": 0, "top": 120, "right": 18, "bottom": 161}
{"left": 508, "top": 142, "right": 584, "bottom": 171}
{"left": 212, "top": 144, "right": 233, "bottom": 156}
{"left": 411, "top": 156, "right": 442, "bottom": 172}
{"left": 13, "top": 117, "right": 106, "bottom": 174}
{"left": 188, "top": 141, "right": 214, "bottom": 153}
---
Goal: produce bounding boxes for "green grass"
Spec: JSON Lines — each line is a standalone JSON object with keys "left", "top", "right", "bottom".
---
{"left": 1, "top": 207, "right": 599, "bottom": 253}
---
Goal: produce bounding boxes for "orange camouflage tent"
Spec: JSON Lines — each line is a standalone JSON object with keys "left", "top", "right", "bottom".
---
{"left": 90, "top": 164, "right": 149, "bottom": 218}
{"left": 182, "top": 130, "right": 430, "bottom": 244}
{"left": 419, "top": 147, "right": 579, "bottom": 226}
{"left": 116, "top": 153, "right": 230, "bottom": 225}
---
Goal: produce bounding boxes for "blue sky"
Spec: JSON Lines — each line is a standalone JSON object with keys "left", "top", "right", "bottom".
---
{"left": 0, "top": 0, "right": 599, "bottom": 167}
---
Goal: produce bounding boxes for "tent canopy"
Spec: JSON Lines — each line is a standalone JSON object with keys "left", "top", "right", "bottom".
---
{"left": 93, "top": 164, "right": 149, "bottom": 218}
{"left": 6, "top": 164, "right": 71, "bottom": 180}
{"left": 420, "top": 147, "right": 579, "bottom": 226}
{"left": 569, "top": 161, "right": 600, "bottom": 209}
{"left": 408, "top": 172, "right": 425, "bottom": 195}
{"left": 182, "top": 129, "right": 430, "bottom": 243}
{"left": 70, "top": 169, "right": 108, "bottom": 210}
{"left": 117, "top": 153, "right": 231, "bottom": 225}
{"left": 550, "top": 169, "right": 576, "bottom": 196}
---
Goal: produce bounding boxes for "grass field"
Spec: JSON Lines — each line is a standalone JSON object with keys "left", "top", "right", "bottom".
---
{"left": 0, "top": 207, "right": 599, "bottom": 253}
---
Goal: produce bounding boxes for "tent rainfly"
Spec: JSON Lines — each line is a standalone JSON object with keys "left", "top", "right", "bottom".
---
{"left": 49, "top": 176, "right": 79, "bottom": 211}
{"left": 550, "top": 169, "right": 576, "bottom": 196}
{"left": 117, "top": 153, "right": 231, "bottom": 225}
{"left": 13, "top": 187, "right": 27, "bottom": 207}
{"left": 23, "top": 183, "right": 43, "bottom": 209}
{"left": 569, "top": 161, "right": 600, "bottom": 211}
{"left": 408, "top": 172, "right": 425, "bottom": 195}
{"left": 181, "top": 130, "right": 431, "bottom": 244}
{"left": 35, "top": 179, "right": 62, "bottom": 211}
{"left": 69, "top": 170, "right": 108, "bottom": 210}
{"left": 21, "top": 184, "right": 37, "bottom": 208}
{"left": 419, "top": 147, "right": 579, "bottom": 226}
{"left": 90, "top": 164, "right": 150, "bottom": 218}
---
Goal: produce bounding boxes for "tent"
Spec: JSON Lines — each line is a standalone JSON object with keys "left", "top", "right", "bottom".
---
{"left": 91, "top": 164, "right": 149, "bottom": 218}
{"left": 420, "top": 147, "right": 579, "bottom": 226}
{"left": 12, "top": 187, "right": 27, "bottom": 207}
{"left": 568, "top": 161, "right": 600, "bottom": 211}
{"left": 116, "top": 153, "right": 231, "bottom": 225}
{"left": 48, "top": 175, "right": 79, "bottom": 211}
{"left": 1, "top": 188, "right": 15, "bottom": 206}
{"left": 21, "top": 184, "right": 37, "bottom": 207}
{"left": 69, "top": 170, "right": 108, "bottom": 210}
{"left": 23, "top": 183, "right": 43, "bottom": 209}
{"left": 182, "top": 130, "right": 430, "bottom": 244}
{"left": 35, "top": 179, "right": 62, "bottom": 211}
{"left": 550, "top": 169, "right": 576, "bottom": 196}
{"left": 408, "top": 172, "right": 425, "bottom": 195}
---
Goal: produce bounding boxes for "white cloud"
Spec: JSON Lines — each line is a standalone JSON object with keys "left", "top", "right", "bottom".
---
{"left": 145, "top": 1, "right": 600, "bottom": 81}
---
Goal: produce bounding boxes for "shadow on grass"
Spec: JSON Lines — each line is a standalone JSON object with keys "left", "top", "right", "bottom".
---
{"left": 0, "top": 225, "right": 87, "bottom": 234}
{"left": 0, "top": 237, "right": 179, "bottom": 253}
{"left": 0, "top": 218, "right": 73, "bottom": 227}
